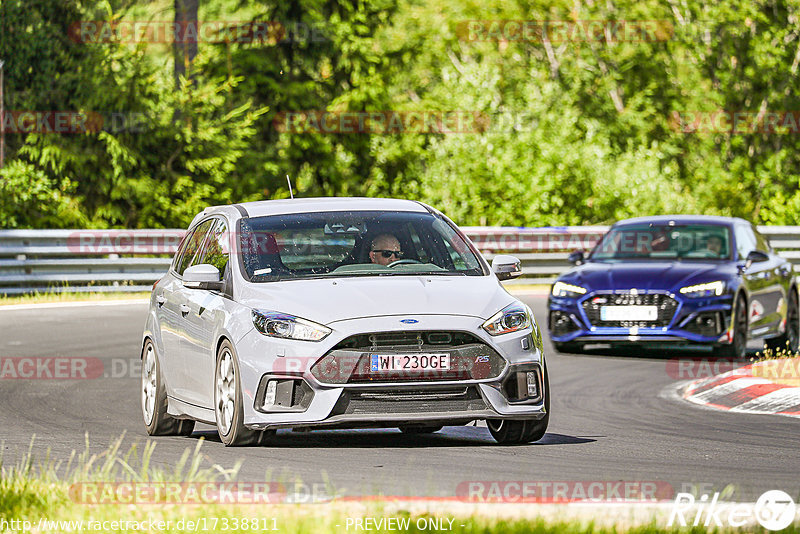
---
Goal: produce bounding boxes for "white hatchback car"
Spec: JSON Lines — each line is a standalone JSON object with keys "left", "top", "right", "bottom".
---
{"left": 141, "top": 198, "right": 549, "bottom": 445}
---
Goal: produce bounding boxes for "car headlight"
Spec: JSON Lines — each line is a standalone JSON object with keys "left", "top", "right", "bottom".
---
{"left": 679, "top": 280, "right": 726, "bottom": 297}
{"left": 551, "top": 281, "right": 588, "bottom": 298}
{"left": 482, "top": 302, "right": 532, "bottom": 336}
{"left": 251, "top": 310, "right": 331, "bottom": 341}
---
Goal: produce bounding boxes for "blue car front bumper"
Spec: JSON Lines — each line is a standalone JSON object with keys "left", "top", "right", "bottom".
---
{"left": 548, "top": 291, "right": 735, "bottom": 346}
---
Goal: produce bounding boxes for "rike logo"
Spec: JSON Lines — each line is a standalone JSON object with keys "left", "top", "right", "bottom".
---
{"left": 668, "top": 490, "right": 796, "bottom": 530}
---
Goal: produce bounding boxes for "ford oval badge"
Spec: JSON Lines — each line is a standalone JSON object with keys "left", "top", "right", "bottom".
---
{"left": 400, "top": 319, "right": 419, "bottom": 324}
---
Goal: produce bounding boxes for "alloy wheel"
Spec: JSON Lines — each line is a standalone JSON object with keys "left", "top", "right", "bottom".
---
{"left": 215, "top": 349, "right": 236, "bottom": 436}
{"left": 141, "top": 345, "right": 157, "bottom": 426}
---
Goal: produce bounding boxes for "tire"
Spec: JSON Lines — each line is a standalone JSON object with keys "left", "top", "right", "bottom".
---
{"left": 214, "top": 340, "right": 263, "bottom": 446}
{"left": 554, "top": 341, "right": 582, "bottom": 354}
{"left": 487, "top": 363, "right": 550, "bottom": 445}
{"left": 717, "top": 294, "right": 748, "bottom": 360}
{"left": 398, "top": 424, "right": 443, "bottom": 434}
{"left": 141, "top": 339, "right": 195, "bottom": 437}
{"left": 765, "top": 289, "right": 799, "bottom": 354}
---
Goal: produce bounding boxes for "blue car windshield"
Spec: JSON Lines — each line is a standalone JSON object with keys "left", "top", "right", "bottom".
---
{"left": 237, "top": 210, "right": 486, "bottom": 281}
{"left": 590, "top": 224, "right": 733, "bottom": 261}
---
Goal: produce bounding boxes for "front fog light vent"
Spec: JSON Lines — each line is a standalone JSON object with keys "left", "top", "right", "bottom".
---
{"left": 257, "top": 377, "right": 314, "bottom": 412}
{"left": 504, "top": 367, "right": 543, "bottom": 403}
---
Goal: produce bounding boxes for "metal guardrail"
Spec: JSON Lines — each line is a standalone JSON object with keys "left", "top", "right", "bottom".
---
{"left": 2, "top": 226, "right": 800, "bottom": 294}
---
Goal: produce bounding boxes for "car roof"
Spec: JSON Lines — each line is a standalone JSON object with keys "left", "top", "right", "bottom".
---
{"left": 207, "top": 197, "right": 430, "bottom": 219}
{"left": 612, "top": 215, "right": 748, "bottom": 227}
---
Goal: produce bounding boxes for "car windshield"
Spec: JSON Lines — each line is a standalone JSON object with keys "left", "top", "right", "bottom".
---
{"left": 237, "top": 210, "right": 485, "bottom": 282}
{"left": 590, "top": 223, "right": 733, "bottom": 261}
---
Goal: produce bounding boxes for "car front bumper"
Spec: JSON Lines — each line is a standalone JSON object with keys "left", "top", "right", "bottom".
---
{"left": 548, "top": 291, "right": 735, "bottom": 346}
{"left": 234, "top": 315, "right": 547, "bottom": 429}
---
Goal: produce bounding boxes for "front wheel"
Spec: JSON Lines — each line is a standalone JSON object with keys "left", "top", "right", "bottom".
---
{"left": 487, "top": 364, "right": 550, "bottom": 445}
{"left": 716, "top": 294, "right": 748, "bottom": 360}
{"left": 214, "top": 340, "right": 264, "bottom": 446}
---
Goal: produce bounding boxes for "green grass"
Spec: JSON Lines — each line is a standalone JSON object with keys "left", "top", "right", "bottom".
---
{"left": 2, "top": 436, "right": 797, "bottom": 533}
{"left": 504, "top": 283, "right": 551, "bottom": 293}
{"left": 0, "top": 283, "right": 548, "bottom": 305}
{"left": 0, "top": 292, "right": 150, "bottom": 306}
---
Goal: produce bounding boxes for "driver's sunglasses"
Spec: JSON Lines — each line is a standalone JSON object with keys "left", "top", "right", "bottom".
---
{"left": 372, "top": 249, "right": 403, "bottom": 259}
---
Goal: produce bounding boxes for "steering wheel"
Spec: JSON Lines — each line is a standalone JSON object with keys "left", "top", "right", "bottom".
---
{"left": 388, "top": 259, "right": 422, "bottom": 268}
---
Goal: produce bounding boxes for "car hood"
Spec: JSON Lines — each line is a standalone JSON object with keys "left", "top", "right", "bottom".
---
{"left": 561, "top": 260, "right": 736, "bottom": 292}
{"left": 237, "top": 275, "right": 515, "bottom": 325}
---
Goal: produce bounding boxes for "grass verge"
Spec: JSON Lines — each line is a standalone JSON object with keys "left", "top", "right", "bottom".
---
{"left": 0, "top": 285, "right": 550, "bottom": 306}
{"left": 0, "top": 292, "right": 150, "bottom": 306}
{"left": 1, "top": 436, "right": 796, "bottom": 533}
{"left": 504, "top": 283, "right": 551, "bottom": 294}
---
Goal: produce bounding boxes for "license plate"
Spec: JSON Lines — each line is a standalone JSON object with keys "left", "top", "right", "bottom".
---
{"left": 600, "top": 305, "right": 658, "bottom": 321}
{"left": 370, "top": 353, "right": 450, "bottom": 372}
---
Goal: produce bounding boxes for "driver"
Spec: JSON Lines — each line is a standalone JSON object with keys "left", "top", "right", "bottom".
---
{"left": 369, "top": 234, "right": 404, "bottom": 266}
{"left": 706, "top": 234, "right": 724, "bottom": 257}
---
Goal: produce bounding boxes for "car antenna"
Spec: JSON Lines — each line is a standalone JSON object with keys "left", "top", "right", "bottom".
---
{"left": 286, "top": 174, "right": 295, "bottom": 199}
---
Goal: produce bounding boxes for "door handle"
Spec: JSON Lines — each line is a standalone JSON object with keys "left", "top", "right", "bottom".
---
{"left": 156, "top": 295, "right": 166, "bottom": 307}
{"left": 180, "top": 304, "right": 191, "bottom": 316}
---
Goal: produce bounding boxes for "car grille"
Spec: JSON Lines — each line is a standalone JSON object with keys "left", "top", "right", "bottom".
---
{"left": 310, "top": 331, "right": 506, "bottom": 384}
{"left": 331, "top": 386, "right": 487, "bottom": 415}
{"left": 581, "top": 292, "right": 678, "bottom": 328}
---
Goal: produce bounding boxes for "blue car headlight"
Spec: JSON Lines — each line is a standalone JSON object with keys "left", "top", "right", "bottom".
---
{"left": 252, "top": 310, "right": 331, "bottom": 341}
{"left": 551, "top": 281, "right": 588, "bottom": 298}
{"left": 679, "top": 280, "right": 726, "bottom": 298}
{"left": 482, "top": 302, "right": 532, "bottom": 336}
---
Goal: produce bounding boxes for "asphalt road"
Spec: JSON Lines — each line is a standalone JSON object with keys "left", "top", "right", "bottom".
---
{"left": 0, "top": 295, "right": 797, "bottom": 502}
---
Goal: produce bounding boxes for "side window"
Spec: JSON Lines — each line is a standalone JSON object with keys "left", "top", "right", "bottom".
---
{"left": 443, "top": 239, "right": 468, "bottom": 270}
{"left": 433, "top": 218, "right": 481, "bottom": 272}
{"left": 406, "top": 224, "right": 431, "bottom": 264}
{"left": 175, "top": 219, "right": 214, "bottom": 275}
{"left": 201, "top": 219, "right": 230, "bottom": 277}
{"left": 734, "top": 224, "right": 757, "bottom": 260}
{"left": 753, "top": 226, "right": 772, "bottom": 253}
{"left": 172, "top": 233, "right": 192, "bottom": 271}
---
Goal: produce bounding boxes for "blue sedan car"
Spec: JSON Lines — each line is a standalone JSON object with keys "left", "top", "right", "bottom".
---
{"left": 548, "top": 216, "right": 799, "bottom": 358}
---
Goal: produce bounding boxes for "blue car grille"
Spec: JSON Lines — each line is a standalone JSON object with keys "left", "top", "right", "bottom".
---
{"left": 581, "top": 293, "right": 679, "bottom": 328}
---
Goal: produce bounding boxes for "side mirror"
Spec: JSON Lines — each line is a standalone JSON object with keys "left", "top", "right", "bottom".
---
{"left": 746, "top": 250, "right": 769, "bottom": 263}
{"left": 492, "top": 255, "right": 523, "bottom": 281}
{"left": 744, "top": 250, "right": 769, "bottom": 270}
{"left": 183, "top": 264, "right": 224, "bottom": 291}
{"left": 568, "top": 250, "right": 585, "bottom": 265}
